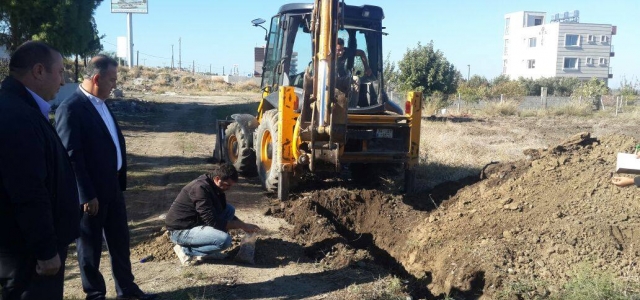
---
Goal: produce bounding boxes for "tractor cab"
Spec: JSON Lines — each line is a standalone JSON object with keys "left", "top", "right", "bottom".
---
{"left": 256, "top": 3, "right": 402, "bottom": 115}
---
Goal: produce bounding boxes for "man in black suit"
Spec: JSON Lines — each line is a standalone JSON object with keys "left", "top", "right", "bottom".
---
{"left": 55, "top": 55, "right": 156, "bottom": 300}
{"left": 0, "top": 41, "right": 80, "bottom": 300}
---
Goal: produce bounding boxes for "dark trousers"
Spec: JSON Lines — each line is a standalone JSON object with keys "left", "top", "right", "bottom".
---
{"left": 0, "top": 245, "right": 69, "bottom": 300}
{"left": 77, "top": 191, "right": 140, "bottom": 300}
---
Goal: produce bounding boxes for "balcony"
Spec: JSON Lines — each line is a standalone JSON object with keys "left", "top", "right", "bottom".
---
{"left": 610, "top": 45, "right": 615, "bottom": 57}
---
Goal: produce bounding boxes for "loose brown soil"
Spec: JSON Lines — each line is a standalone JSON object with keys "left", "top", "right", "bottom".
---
{"left": 61, "top": 92, "right": 640, "bottom": 300}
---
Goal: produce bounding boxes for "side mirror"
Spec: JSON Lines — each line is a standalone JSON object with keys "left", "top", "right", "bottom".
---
{"left": 251, "top": 18, "right": 268, "bottom": 41}
{"left": 251, "top": 18, "right": 266, "bottom": 26}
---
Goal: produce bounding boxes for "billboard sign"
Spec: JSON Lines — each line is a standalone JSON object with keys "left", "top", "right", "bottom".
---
{"left": 116, "top": 37, "right": 127, "bottom": 58}
{"left": 111, "top": 0, "right": 148, "bottom": 14}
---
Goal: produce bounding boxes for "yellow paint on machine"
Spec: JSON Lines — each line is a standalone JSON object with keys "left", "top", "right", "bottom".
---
{"left": 278, "top": 86, "right": 298, "bottom": 172}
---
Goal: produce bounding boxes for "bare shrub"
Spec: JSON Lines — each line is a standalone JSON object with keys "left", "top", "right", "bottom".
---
{"left": 181, "top": 76, "right": 196, "bottom": 84}
{"left": 153, "top": 73, "right": 172, "bottom": 86}
{"left": 117, "top": 67, "right": 130, "bottom": 84}
{"left": 544, "top": 100, "right": 593, "bottom": 117}
{"left": 232, "top": 80, "right": 261, "bottom": 92}
{"left": 141, "top": 68, "right": 158, "bottom": 80}
{"left": 130, "top": 66, "right": 142, "bottom": 78}
{"left": 483, "top": 100, "right": 519, "bottom": 116}
{"left": 423, "top": 91, "right": 449, "bottom": 115}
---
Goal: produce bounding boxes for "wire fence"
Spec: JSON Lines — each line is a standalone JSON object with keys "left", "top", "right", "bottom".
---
{"left": 387, "top": 91, "right": 639, "bottom": 115}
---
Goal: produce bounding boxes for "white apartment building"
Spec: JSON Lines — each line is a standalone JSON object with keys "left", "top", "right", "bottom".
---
{"left": 503, "top": 10, "right": 615, "bottom": 83}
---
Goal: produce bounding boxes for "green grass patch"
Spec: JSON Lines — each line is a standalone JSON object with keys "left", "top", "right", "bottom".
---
{"left": 554, "top": 264, "right": 640, "bottom": 300}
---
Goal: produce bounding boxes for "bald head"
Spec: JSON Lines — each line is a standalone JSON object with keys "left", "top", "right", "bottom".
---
{"left": 8, "top": 41, "right": 65, "bottom": 100}
{"left": 81, "top": 55, "right": 118, "bottom": 100}
{"left": 83, "top": 55, "right": 118, "bottom": 80}
{"left": 9, "top": 41, "right": 59, "bottom": 78}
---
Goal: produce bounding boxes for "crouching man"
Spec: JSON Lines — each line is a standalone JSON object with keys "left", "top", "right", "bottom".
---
{"left": 165, "top": 164, "right": 260, "bottom": 265}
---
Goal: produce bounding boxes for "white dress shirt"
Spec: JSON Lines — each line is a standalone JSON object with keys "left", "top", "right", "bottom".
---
{"left": 25, "top": 87, "right": 51, "bottom": 120}
{"left": 80, "top": 87, "right": 122, "bottom": 171}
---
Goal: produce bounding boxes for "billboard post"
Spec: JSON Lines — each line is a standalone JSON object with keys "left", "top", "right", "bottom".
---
{"left": 111, "top": 1, "right": 148, "bottom": 67}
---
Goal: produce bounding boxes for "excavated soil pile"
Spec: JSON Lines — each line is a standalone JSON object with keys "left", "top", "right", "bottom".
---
{"left": 274, "top": 132, "right": 640, "bottom": 299}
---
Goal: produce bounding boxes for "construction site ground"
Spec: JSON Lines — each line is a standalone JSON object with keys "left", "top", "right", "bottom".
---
{"left": 61, "top": 92, "right": 640, "bottom": 300}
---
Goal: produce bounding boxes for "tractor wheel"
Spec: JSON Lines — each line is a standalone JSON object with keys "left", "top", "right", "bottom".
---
{"left": 223, "top": 121, "right": 257, "bottom": 176}
{"left": 255, "top": 110, "right": 280, "bottom": 191}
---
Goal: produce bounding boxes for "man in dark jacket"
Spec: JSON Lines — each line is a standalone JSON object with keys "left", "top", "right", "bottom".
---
{"left": 55, "top": 55, "right": 155, "bottom": 300}
{"left": 165, "top": 164, "right": 260, "bottom": 265}
{"left": 0, "top": 41, "right": 80, "bottom": 300}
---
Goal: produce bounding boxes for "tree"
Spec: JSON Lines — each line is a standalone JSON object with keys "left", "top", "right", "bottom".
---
{"left": 491, "top": 80, "right": 526, "bottom": 99}
{"left": 383, "top": 52, "right": 398, "bottom": 92}
{"left": 572, "top": 77, "right": 609, "bottom": 109}
{"left": 0, "top": 0, "right": 103, "bottom": 55}
{"left": 393, "top": 41, "right": 459, "bottom": 96}
{"left": 618, "top": 76, "right": 639, "bottom": 102}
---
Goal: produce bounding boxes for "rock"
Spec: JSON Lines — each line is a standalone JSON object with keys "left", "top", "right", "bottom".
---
{"left": 112, "top": 89, "right": 124, "bottom": 98}
{"left": 499, "top": 198, "right": 513, "bottom": 205}
{"left": 503, "top": 203, "right": 519, "bottom": 210}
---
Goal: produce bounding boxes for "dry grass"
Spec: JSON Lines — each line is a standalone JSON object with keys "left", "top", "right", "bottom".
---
{"left": 414, "top": 115, "right": 557, "bottom": 191}
{"left": 543, "top": 100, "right": 593, "bottom": 117}
{"left": 482, "top": 100, "right": 520, "bottom": 116}
{"left": 341, "top": 275, "right": 408, "bottom": 300}
{"left": 232, "top": 80, "right": 261, "bottom": 92}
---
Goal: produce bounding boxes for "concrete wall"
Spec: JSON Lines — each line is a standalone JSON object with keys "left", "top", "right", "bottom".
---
{"left": 212, "top": 75, "right": 261, "bottom": 85}
{"left": 50, "top": 83, "right": 79, "bottom": 106}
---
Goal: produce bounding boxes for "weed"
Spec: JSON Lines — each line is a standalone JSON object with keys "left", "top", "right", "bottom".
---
{"left": 495, "top": 278, "right": 550, "bottom": 300}
{"left": 543, "top": 100, "right": 593, "bottom": 117}
{"left": 342, "top": 275, "right": 409, "bottom": 300}
{"left": 553, "top": 264, "right": 640, "bottom": 300}
{"left": 483, "top": 100, "right": 519, "bottom": 116}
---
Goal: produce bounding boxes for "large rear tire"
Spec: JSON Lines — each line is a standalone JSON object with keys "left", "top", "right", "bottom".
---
{"left": 223, "top": 121, "right": 257, "bottom": 176}
{"left": 255, "top": 110, "right": 280, "bottom": 191}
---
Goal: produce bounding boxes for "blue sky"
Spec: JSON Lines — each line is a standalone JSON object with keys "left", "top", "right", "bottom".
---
{"left": 94, "top": 0, "right": 639, "bottom": 87}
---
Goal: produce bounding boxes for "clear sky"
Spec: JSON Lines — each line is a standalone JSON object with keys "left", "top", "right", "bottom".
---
{"left": 94, "top": 0, "right": 639, "bottom": 88}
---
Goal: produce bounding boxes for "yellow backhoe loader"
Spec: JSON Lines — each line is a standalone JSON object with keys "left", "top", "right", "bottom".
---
{"left": 214, "top": 0, "right": 422, "bottom": 200}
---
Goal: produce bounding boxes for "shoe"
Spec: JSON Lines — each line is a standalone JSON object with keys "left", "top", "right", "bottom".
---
{"left": 116, "top": 292, "right": 158, "bottom": 300}
{"left": 200, "top": 251, "right": 228, "bottom": 261}
{"left": 173, "top": 244, "right": 194, "bottom": 266}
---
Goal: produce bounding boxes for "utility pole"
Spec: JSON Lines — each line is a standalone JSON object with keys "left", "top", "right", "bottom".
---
{"left": 467, "top": 64, "right": 470, "bottom": 81}
{"left": 136, "top": 50, "right": 139, "bottom": 66}
{"left": 210, "top": 64, "right": 211, "bottom": 74}
{"left": 178, "top": 37, "right": 182, "bottom": 71}
{"left": 192, "top": 60, "right": 195, "bottom": 74}
{"left": 127, "top": 13, "right": 134, "bottom": 67}
{"left": 171, "top": 44, "right": 174, "bottom": 69}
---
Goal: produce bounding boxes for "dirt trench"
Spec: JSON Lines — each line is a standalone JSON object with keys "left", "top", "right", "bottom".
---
{"left": 267, "top": 132, "right": 640, "bottom": 299}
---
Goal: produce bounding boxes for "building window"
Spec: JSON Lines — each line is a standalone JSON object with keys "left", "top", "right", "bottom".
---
{"left": 601, "top": 35, "right": 609, "bottom": 43}
{"left": 563, "top": 57, "right": 579, "bottom": 69}
{"left": 534, "top": 18, "right": 543, "bottom": 26}
{"left": 529, "top": 38, "right": 537, "bottom": 47}
{"left": 527, "top": 59, "right": 535, "bottom": 69}
{"left": 504, "top": 39, "right": 509, "bottom": 55}
{"left": 599, "top": 57, "right": 608, "bottom": 65}
{"left": 565, "top": 34, "right": 580, "bottom": 47}
{"left": 586, "top": 57, "right": 593, "bottom": 65}
{"left": 505, "top": 18, "right": 510, "bottom": 35}
{"left": 587, "top": 35, "right": 596, "bottom": 43}
{"left": 503, "top": 60, "right": 507, "bottom": 74}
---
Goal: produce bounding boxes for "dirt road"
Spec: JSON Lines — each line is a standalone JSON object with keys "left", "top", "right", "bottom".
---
{"left": 62, "top": 92, "right": 640, "bottom": 299}
{"left": 62, "top": 93, "right": 403, "bottom": 300}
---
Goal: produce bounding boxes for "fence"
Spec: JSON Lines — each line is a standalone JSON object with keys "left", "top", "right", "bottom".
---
{"left": 387, "top": 91, "right": 638, "bottom": 115}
